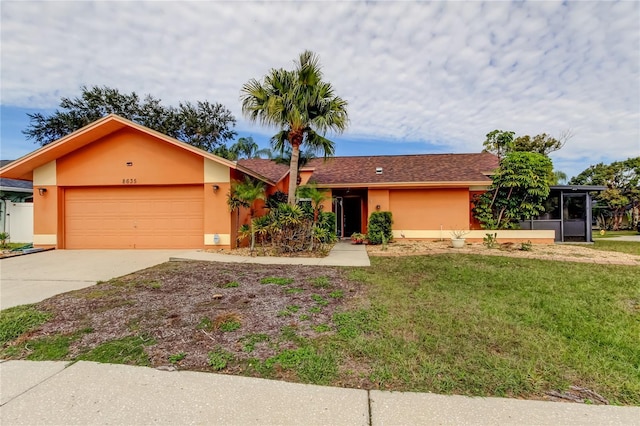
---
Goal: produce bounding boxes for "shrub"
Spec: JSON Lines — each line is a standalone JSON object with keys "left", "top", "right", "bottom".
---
{"left": 266, "top": 190, "right": 288, "bottom": 209}
{"left": 483, "top": 233, "right": 498, "bottom": 248}
{"left": 367, "top": 211, "right": 393, "bottom": 245}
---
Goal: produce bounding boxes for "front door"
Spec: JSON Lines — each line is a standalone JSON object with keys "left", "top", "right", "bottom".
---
{"left": 342, "top": 196, "right": 362, "bottom": 238}
{"left": 563, "top": 193, "right": 587, "bottom": 242}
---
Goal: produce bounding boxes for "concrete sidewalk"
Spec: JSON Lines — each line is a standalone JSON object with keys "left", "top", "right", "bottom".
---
{"left": 172, "top": 240, "right": 371, "bottom": 267}
{"left": 1, "top": 360, "right": 638, "bottom": 425}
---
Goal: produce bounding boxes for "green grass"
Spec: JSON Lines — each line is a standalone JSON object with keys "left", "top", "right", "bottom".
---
{"left": 310, "top": 276, "right": 331, "bottom": 288}
{"left": 593, "top": 230, "right": 638, "bottom": 239}
{"left": 325, "top": 255, "right": 640, "bottom": 404}
{"left": 0, "top": 305, "right": 52, "bottom": 344}
{"left": 3, "top": 252, "right": 638, "bottom": 405}
{"left": 260, "top": 277, "right": 294, "bottom": 286}
{"left": 168, "top": 352, "right": 187, "bottom": 364}
{"left": 78, "top": 335, "right": 155, "bottom": 366}
{"left": 241, "top": 333, "right": 269, "bottom": 353}
{"left": 3, "top": 242, "right": 30, "bottom": 250}
{"left": 208, "top": 346, "right": 234, "bottom": 371}
{"left": 581, "top": 240, "right": 640, "bottom": 256}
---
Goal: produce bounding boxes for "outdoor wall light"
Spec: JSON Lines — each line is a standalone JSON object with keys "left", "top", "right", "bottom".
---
{"left": 212, "top": 184, "right": 220, "bottom": 192}
{"left": 126, "top": 162, "right": 133, "bottom": 166}
{"left": 376, "top": 204, "right": 381, "bottom": 210}
{"left": 38, "top": 188, "right": 47, "bottom": 196}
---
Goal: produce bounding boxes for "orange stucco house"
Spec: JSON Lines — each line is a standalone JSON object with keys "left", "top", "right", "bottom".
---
{"left": 0, "top": 115, "right": 275, "bottom": 250}
{"left": 240, "top": 153, "right": 503, "bottom": 241}
{"left": 0, "top": 114, "right": 554, "bottom": 249}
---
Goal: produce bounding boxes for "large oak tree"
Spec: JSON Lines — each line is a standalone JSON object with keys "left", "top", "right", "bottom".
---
{"left": 24, "top": 85, "right": 237, "bottom": 152}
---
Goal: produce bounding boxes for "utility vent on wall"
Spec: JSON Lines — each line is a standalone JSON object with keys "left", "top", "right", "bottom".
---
{"left": 376, "top": 167, "right": 383, "bottom": 175}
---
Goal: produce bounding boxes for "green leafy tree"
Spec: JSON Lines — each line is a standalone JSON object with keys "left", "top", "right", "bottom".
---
{"left": 473, "top": 152, "right": 553, "bottom": 229}
{"left": 483, "top": 129, "right": 571, "bottom": 159}
{"left": 482, "top": 130, "right": 515, "bottom": 159}
{"left": 229, "top": 176, "right": 266, "bottom": 251}
{"left": 570, "top": 157, "right": 640, "bottom": 230}
{"left": 24, "top": 85, "right": 237, "bottom": 152}
{"left": 240, "top": 50, "right": 349, "bottom": 204}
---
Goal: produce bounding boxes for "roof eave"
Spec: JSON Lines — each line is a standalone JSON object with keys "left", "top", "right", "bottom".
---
{"left": 315, "top": 181, "right": 492, "bottom": 189}
{"left": 0, "top": 187, "right": 34, "bottom": 193}
{"left": 0, "top": 114, "right": 276, "bottom": 185}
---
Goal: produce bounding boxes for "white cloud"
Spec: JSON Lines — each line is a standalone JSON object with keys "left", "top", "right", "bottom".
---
{"left": 1, "top": 0, "right": 638, "bottom": 177}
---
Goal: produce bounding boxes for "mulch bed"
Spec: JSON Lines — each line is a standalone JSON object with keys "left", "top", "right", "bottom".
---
{"left": 19, "top": 261, "right": 364, "bottom": 371}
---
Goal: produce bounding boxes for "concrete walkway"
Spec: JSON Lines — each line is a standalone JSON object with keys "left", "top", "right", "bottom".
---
{"left": 1, "top": 360, "right": 638, "bottom": 425}
{"left": 173, "top": 239, "right": 370, "bottom": 267}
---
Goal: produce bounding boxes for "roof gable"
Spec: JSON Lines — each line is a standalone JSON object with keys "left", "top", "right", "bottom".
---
{"left": 0, "top": 115, "right": 273, "bottom": 184}
{"left": 237, "top": 159, "right": 290, "bottom": 183}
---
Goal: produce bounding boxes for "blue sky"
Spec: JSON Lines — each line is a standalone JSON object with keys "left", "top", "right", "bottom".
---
{"left": 1, "top": 0, "right": 639, "bottom": 179}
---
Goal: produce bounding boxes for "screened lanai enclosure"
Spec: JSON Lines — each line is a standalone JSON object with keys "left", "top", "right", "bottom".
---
{"left": 520, "top": 185, "right": 606, "bottom": 243}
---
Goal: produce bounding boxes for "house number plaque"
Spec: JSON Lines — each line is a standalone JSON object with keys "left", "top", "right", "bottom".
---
{"left": 122, "top": 178, "right": 137, "bottom": 184}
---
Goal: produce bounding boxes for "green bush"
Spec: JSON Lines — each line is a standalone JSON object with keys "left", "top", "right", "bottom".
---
{"left": 367, "top": 211, "right": 393, "bottom": 245}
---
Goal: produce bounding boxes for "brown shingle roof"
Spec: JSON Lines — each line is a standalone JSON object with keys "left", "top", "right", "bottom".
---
{"left": 240, "top": 153, "right": 498, "bottom": 186}
{"left": 306, "top": 153, "right": 498, "bottom": 185}
{"left": 237, "top": 159, "right": 290, "bottom": 183}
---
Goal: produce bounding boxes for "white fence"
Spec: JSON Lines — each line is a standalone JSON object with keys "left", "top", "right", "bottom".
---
{"left": 4, "top": 202, "right": 34, "bottom": 243}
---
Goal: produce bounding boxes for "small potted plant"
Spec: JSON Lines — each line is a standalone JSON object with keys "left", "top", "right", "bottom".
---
{"left": 450, "top": 230, "right": 469, "bottom": 248}
{"left": 350, "top": 232, "right": 366, "bottom": 245}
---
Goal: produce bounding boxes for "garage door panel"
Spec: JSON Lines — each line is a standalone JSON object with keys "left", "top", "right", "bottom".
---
{"left": 65, "top": 186, "right": 203, "bottom": 249}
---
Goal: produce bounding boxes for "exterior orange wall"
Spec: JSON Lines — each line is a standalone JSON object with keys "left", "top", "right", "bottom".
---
{"left": 389, "top": 188, "right": 470, "bottom": 230}
{"left": 32, "top": 127, "right": 242, "bottom": 249}
{"left": 299, "top": 170, "right": 313, "bottom": 185}
{"left": 203, "top": 182, "right": 232, "bottom": 245}
{"left": 57, "top": 128, "right": 203, "bottom": 186}
{"left": 33, "top": 185, "right": 59, "bottom": 247}
{"left": 368, "top": 189, "right": 390, "bottom": 213}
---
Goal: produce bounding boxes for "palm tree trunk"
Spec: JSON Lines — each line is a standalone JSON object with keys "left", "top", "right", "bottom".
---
{"left": 288, "top": 142, "right": 301, "bottom": 205}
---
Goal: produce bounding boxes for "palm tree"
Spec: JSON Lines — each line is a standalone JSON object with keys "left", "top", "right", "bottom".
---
{"left": 231, "top": 136, "right": 272, "bottom": 160}
{"left": 241, "top": 50, "right": 349, "bottom": 204}
{"left": 229, "top": 176, "right": 266, "bottom": 251}
{"left": 552, "top": 170, "right": 568, "bottom": 185}
{"left": 273, "top": 146, "right": 316, "bottom": 169}
{"left": 297, "top": 183, "right": 328, "bottom": 223}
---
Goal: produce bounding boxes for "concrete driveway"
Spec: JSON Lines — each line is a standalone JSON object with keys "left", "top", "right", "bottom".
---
{"left": 0, "top": 250, "right": 187, "bottom": 310}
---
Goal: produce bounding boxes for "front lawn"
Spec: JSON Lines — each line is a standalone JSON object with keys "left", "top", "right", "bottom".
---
{"left": 585, "top": 240, "right": 640, "bottom": 256}
{"left": 593, "top": 230, "right": 639, "bottom": 239}
{"left": 1, "top": 255, "right": 638, "bottom": 405}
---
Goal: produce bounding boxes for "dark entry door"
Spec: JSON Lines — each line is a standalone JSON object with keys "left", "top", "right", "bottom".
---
{"left": 342, "top": 197, "right": 362, "bottom": 237}
{"left": 563, "top": 194, "right": 587, "bottom": 242}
